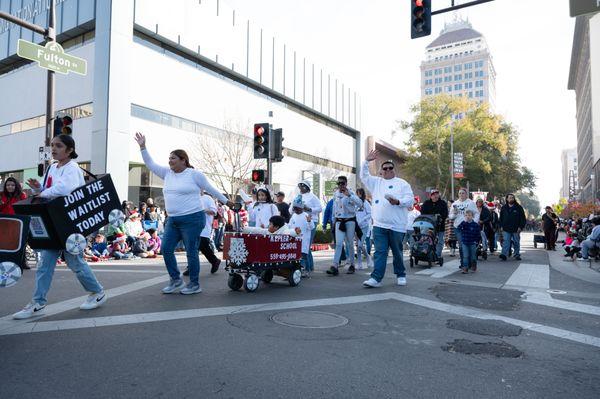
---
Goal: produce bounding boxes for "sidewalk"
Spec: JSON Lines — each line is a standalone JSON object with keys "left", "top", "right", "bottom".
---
{"left": 546, "top": 247, "right": 600, "bottom": 285}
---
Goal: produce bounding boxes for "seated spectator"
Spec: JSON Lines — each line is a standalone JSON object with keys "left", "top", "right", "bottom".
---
{"left": 91, "top": 234, "right": 110, "bottom": 258}
{"left": 563, "top": 232, "right": 581, "bottom": 261}
{"left": 124, "top": 212, "right": 144, "bottom": 247}
{"left": 110, "top": 233, "right": 133, "bottom": 260}
{"left": 580, "top": 217, "right": 600, "bottom": 260}
{"left": 147, "top": 228, "right": 162, "bottom": 254}
{"left": 133, "top": 232, "right": 156, "bottom": 258}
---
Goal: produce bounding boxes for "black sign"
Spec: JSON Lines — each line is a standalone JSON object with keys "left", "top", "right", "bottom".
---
{"left": 570, "top": 0, "right": 600, "bottom": 17}
{"left": 14, "top": 174, "right": 121, "bottom": 249}
{"left": 0, "top": 214, "right": 31, "bottom": 268}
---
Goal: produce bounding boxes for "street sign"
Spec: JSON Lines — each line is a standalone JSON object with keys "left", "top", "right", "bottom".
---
{"left": 312, "top": 173, "right": 321, "bottom": 198}
{"left": 17, "top": 39, "right": 87, "bottom": 75}
{"left": 570, "top": 0, "right": 600, "bottom": 17}
{"left": 324, "top": 180, "right": 337, "bottom": 197}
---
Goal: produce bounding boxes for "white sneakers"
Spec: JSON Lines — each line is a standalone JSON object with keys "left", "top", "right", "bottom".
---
{"left": 362, "top": 278, "right": 382, "bottom": 288}
{"left": 80, "top": 291, "right": 107, "bottom": 310}
{"left": 13, "top": 292, "right": 107, "bottom": 320}
{"left": 362, "top": 277, "right": 407, "bottom": 288}
{"left": 12, "top": 302, "right": 46, "bottom": 320}
{"left": 162, "top": 279, "right": 185, "bottom": 294}
{"left": 366, "top": 256, "right": 374, "bottom": 268}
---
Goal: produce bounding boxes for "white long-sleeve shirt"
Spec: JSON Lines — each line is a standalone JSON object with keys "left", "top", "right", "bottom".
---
{"left": 405, "top": 208, "right": 421, "bottom": 231}
{"left": 290, "top": 191, "right": 323, "bottom": 223}
{"left": 250, "top": 202, "right": 279, "bottom": 229}
{"left": 359, "top": 161, "right": 414, "bottom": 233}
{"left": 141, "top": 149, "right": 228, "bottom": 217}
{"left": 201, "top": 195, "right": 217, "bottom": 238}
{"left": 288, "top": 211, "right": 314, "bottom": 254}
{"left": 449, "top": 198, "right": 480, "bottom": 228}
{"left": 356, "top": 199, "right": 372, "bottom": 231}
{"left": 35, "top": 160, "right": 85, "bottom": 199}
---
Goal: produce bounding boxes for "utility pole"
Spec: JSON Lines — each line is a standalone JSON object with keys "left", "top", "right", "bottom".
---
{"left": 0, "top": 0, "right": 56, "bottom": 176}
{"left": 450, "top": 123, "right": 455, "bottom": 200}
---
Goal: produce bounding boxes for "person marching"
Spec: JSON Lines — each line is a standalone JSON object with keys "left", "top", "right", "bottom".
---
{"left": 499, "top": 193, "right": 526, "bottom": 261}
{"left": 457, "top": 209, "right": 481, "bottom": 273}
{"left": 360, "top": 150, "right": 414, "bottom": 288}
{"left": 292, "top": 180, "right": 322, "bottom": 273}
{"left": 288, "top": 198, "right": 315, "bottom": 277}
{"left": 420, "top": 188, "right": 448, "bottom": 259}
{"left": 134, "top": 132, "right": 232, "bottom": 294}
{"left": 449, "top": 188, "right": 479, "bottom": 267}
{"left": 327, "top": 175, "right": 362, "bottom": 275}
{"left": 355, "top": 187, "right": 373, "bottom": 269}
{"left": 13, "top": 135, "right": 107, "bottom": 319}
{"left": 250, "top": 188, "right": 280, "bottom": 229}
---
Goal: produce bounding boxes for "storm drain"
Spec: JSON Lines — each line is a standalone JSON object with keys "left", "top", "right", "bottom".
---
{"left": 442, "top": 339, "right": 523, "bottom": 358}
{"left": 270, "top": 311, "right": 349, "bottom": 329}
{"left": 446, "top": 319, "right": 522, "bottom": 337}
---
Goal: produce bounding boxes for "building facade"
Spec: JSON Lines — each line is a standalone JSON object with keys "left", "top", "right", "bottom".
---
{"left": 0, "top": 0, "right": 361, "bottom": 207}
{"left": 568, "top": 13, "right": 600, "bottom": 202}
{"left": 560, "top": 148, "right": 578, "bottom": 199}
{"left": 420, "top": 19, "right": 496, "bottom": 108}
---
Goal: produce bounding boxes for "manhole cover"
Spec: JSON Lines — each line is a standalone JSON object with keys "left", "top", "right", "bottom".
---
{"left": 446, "top": 319, "right": 522, "bottom": 337}
{"left": 442, "top": 339, "right": 523, "bottom": 358}
{"left": 547, "top": 289, "right": 567, "bottom": 295}
{"left": 270, "top": 311, "right": 349, "bottom": 329}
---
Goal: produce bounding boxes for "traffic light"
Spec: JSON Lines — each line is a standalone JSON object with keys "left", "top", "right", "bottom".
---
{"left": 251, "top": 169, "right": 266, "bottom": 183}
{"left": 53, "top": 115, "right": 73, "bottom": 136}
{"left": 411, "top": 0, "right": 431, "bottom": 39}
{"left": 270, "top": 128, "right": 284, "bottom": 162}
{"left": 253, "top": 123, "right": 270, "bottom": 159}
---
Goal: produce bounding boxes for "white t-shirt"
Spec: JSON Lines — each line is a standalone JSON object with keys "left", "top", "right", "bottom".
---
{"left": 141, "top": 149, "right": 228, "bottom": 217}
{"left": 290, "top": 191, "right": 323, "bottom": 223}
{"left": 449, "top": 199, "right": 480, "bottom": 228}
{"left": 251, "top": 202, "right": 279, "bottom": 229}
{"left": 201, "top": 195, "right": 217, "bottom": 238}
{"left": 288, "top": 211, "right": 314, "bottom": 254}
{"left": 359, "top": 161, "right": 414, "bottom": 233}
{"left": 35, "top": 160, "right": 85, "bottom": 199}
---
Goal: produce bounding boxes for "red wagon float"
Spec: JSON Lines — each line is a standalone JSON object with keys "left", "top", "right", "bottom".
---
{"left": 223, "top": 232, "right": 303, "bottom": 292}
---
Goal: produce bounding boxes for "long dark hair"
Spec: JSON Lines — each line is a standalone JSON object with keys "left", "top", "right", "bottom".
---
{"left": 170, "top": 149, "right": 193, "bottom": 168}
{"left": 55, "top": 134, "right": 78, "bottom": 159}
{"left": 2, "top": 177, "right": 22, "bottom": 199}
{"left": 356, "top": 187, "right": 367, "bottom": 202}
{"left": 255, "top": 188, "right": 273, "bottom": 204}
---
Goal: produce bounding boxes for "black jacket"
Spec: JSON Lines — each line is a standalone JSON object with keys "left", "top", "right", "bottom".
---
{"left": 500, "top": 203, "right": 527, "bottom": 233}
{"left": 275, "top": 202, "right": 291, "bottom": 223}
{"left": 421, "top": 198, "right": 449, "bottom": 232}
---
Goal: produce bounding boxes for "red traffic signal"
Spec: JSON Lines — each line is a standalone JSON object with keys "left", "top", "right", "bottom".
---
{"left": 253, "top": 123, "right": 270, "bottom": 159}
{"left": 251, "top": 169, "right": 266, "bottom": 183}
{"left": 411, "top": 0, "right": 431, "bottom": 39}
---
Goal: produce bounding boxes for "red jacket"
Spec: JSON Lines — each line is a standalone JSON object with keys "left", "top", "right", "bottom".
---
{"left": 0, "top": 192, "right": 27, "bottom": 215}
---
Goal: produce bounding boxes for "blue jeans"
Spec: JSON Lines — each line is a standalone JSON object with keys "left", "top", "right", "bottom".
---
{"left": 306, "top": 223, "right": 317, "bottom": 271}
{"left": 501, "top": 231, "right": 521, "bottom": 257}
{"left": 33, "top": 250, "right": 103, "bottom": 306}
{"left": 334, "top": 221, "right": 356, "bottom": 266}
{"left": 162, "top": 211, "right": 205, "bottom": 285}
{"left": 371, "top": 227, "right": 405, "bottom": 282}
{"left": 461, "top": 243, "right": 477, "bottom": 269}
{"left": 435, "top": 231, "right": 445, "bottom": 258}
{"left": 300, "top": 253, "right": 308, "bottom": 269}
{"left": 403, "top": 230, "right": 414, "bottom": 249}
{"left": 365, "top": 236, "right": 372, "bottom": 255}
{"left": 454, "top": 227, "right": 464, "bottom": 264}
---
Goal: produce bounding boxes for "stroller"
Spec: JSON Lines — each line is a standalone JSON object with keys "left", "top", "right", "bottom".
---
{"left": 409, "top": 214, "right": 444, "bottom": 268}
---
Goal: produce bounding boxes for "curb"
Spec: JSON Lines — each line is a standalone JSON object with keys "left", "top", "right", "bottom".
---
{"left": 311, "top": 243, "right": 331, "bottom": 251}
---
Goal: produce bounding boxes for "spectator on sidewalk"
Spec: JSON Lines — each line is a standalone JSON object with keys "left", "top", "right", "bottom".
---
{"left": 499, "top": 193, "right": 527, "bottom": 261}
{"left": 580, "top": 217, "right": 600, "bottom": 260}
{"left": 360, "top": 150, "right": 414, "bottom": 288}
{"left": 0, "top": 177, "right": 27, "bottom": 215}
{"left": 542, "top": 206, "right": 558, "bottom": 251}
{"left": 420, "top": 188, "right": 448, "bottom": 258}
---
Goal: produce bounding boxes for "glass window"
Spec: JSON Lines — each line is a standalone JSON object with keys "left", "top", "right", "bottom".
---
{"left": 434, "top": 87, "right": 442, "bottom": 94}
{"left": 465, "top": 82, "right": 473, "bottom": 89}
{"left": 454, "top": 83, "right": 462, "bottom": 90}
{"left": 425, "top": 88, "right": 433, "bottom": 95}
{"left": 454, "top": 64, "right": 462, "bottom": 72}
{"left": 435, "top": 77, "right": 442, "bottom": 84}
{"left": 445, "top": 86, "right": 452, "bottom": 92}
{"left": 454, "top": 74, "right": 462, "bottom": 81}
{"left": 465, "top": 72, "right": 473, "bottom": 79}
{"left": 464, "top": 62, "right": 473, "bottom": 70}
{"left": 475, "top": 80, "right": 484, "bottom": 88}
{"left": 434, "top": 68, "right": 442, "bottom": 75}
{"left": 444, "top": 66, "right": 452, "bottom": 73}
{"left": 444, "top": 76, "right": 451, "bottom": 82}
{"left": 468, "top": 92, "right": 473, "bottom": 98}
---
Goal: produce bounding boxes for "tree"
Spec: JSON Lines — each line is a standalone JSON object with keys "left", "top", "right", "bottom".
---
{"left": 516, "top": 192, "right": 541, "bottom": 217}
{"left": 399, "top": 95, "right": 536, "bottom": 199}
{"left": 191, "top": 119, "right": 266, "bottom": 197}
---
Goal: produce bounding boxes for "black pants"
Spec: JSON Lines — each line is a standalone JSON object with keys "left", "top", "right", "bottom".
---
{"left": 543, "top": 228, "right": 557, "bottom": 250}
{"left": 199, "top": 236, "right": 219, "bottom": 265}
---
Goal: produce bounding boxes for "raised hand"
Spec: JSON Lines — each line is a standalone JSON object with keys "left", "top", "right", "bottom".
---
{"left": 134, "top": 132, "right": 146, "bottom": 149}
{"left": 26, "top": 178, "right": 41, "bottom": 190}
{"left": 366, "top": 149, "right": 379, "bottom": 162}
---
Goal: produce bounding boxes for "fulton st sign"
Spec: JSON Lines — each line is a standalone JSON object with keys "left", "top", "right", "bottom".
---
{"left": 17, "top": 39, "right": 87, "bottom": 75}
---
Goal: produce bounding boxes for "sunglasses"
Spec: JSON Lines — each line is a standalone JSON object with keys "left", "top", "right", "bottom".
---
{"left": 382, "top": 166, "right": 394, "bottom": 171}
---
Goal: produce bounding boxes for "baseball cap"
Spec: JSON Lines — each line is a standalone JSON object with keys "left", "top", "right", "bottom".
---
{"left": 275, "top": 191, "right": 285, "bottom": 197}
{"left": 430, "top": 189, "right": 439, "bottom": 195}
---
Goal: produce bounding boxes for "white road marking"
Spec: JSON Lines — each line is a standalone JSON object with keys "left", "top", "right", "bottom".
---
{"left": 31, "top": 268, "right": 164, "bottom": 274}
{"left": 2, "top": 291, "right": 600, "bottom": 349}
{"left": 0, "top": 274, "right": 169, "bottom": 333}
{"left": 505, "top": 263, "right": 549, "bottom": 289}
{"left": 414, "top": 259, "right": 460, "bottom": 278}
{"left": 524, "top": 293, "right": 600, "bottom": 317}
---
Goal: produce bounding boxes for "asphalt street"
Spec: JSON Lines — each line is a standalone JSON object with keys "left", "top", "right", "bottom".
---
{"left": 1, "top": 233, "right": 600, "bottom": 399}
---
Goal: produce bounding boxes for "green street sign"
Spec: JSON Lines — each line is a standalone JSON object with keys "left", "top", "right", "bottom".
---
{"left": 312, "top": 173, "right": 321, "bottom": 198}
{"left": 17, "top": 39, "right": 87, "bottom": 75}
{"left": 570, "top": 0, "right": 600, "bottom": 17}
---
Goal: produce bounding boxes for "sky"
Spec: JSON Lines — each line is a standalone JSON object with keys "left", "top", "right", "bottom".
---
{"left": 225, "top": 0, "right": 577, "bottom": 209}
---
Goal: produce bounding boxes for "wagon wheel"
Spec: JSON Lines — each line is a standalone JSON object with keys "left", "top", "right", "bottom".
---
{"left": 244, "top": 274, "right": 260, "bottom": 292}
{"left": 288, "top": 269, "right": 302, "bottom": 287}
{"left": 261, "top": 270, "right": 274, "bottom": 283}
{"left": 227, "top": 273, "right": 243, "bottom": 291}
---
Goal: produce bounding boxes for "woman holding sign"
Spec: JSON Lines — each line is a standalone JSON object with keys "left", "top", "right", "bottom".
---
{"left": 13, "top": 134, "right": 107, "bottom": 320}
{"left": 135, "top": 132, "right": 233, "bottom": 295}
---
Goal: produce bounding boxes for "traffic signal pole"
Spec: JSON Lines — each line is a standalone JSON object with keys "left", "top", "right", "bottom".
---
{"left": 0, "top": 0, "right": 56, "bottom": 176}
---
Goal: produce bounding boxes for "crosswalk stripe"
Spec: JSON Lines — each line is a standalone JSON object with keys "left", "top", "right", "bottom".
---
{"left": 504, "top": 263, "right": 549, "bottom": 289}
{"left": 414, "top": 259, "right": 461, "bottom": 278}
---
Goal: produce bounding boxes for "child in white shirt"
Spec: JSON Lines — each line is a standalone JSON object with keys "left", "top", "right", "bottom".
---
{"left": 250, "top": 188, "right": 280, "bottom": 229}
{"left": 288, "top": 198, "right": 314, "bottom": 277}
